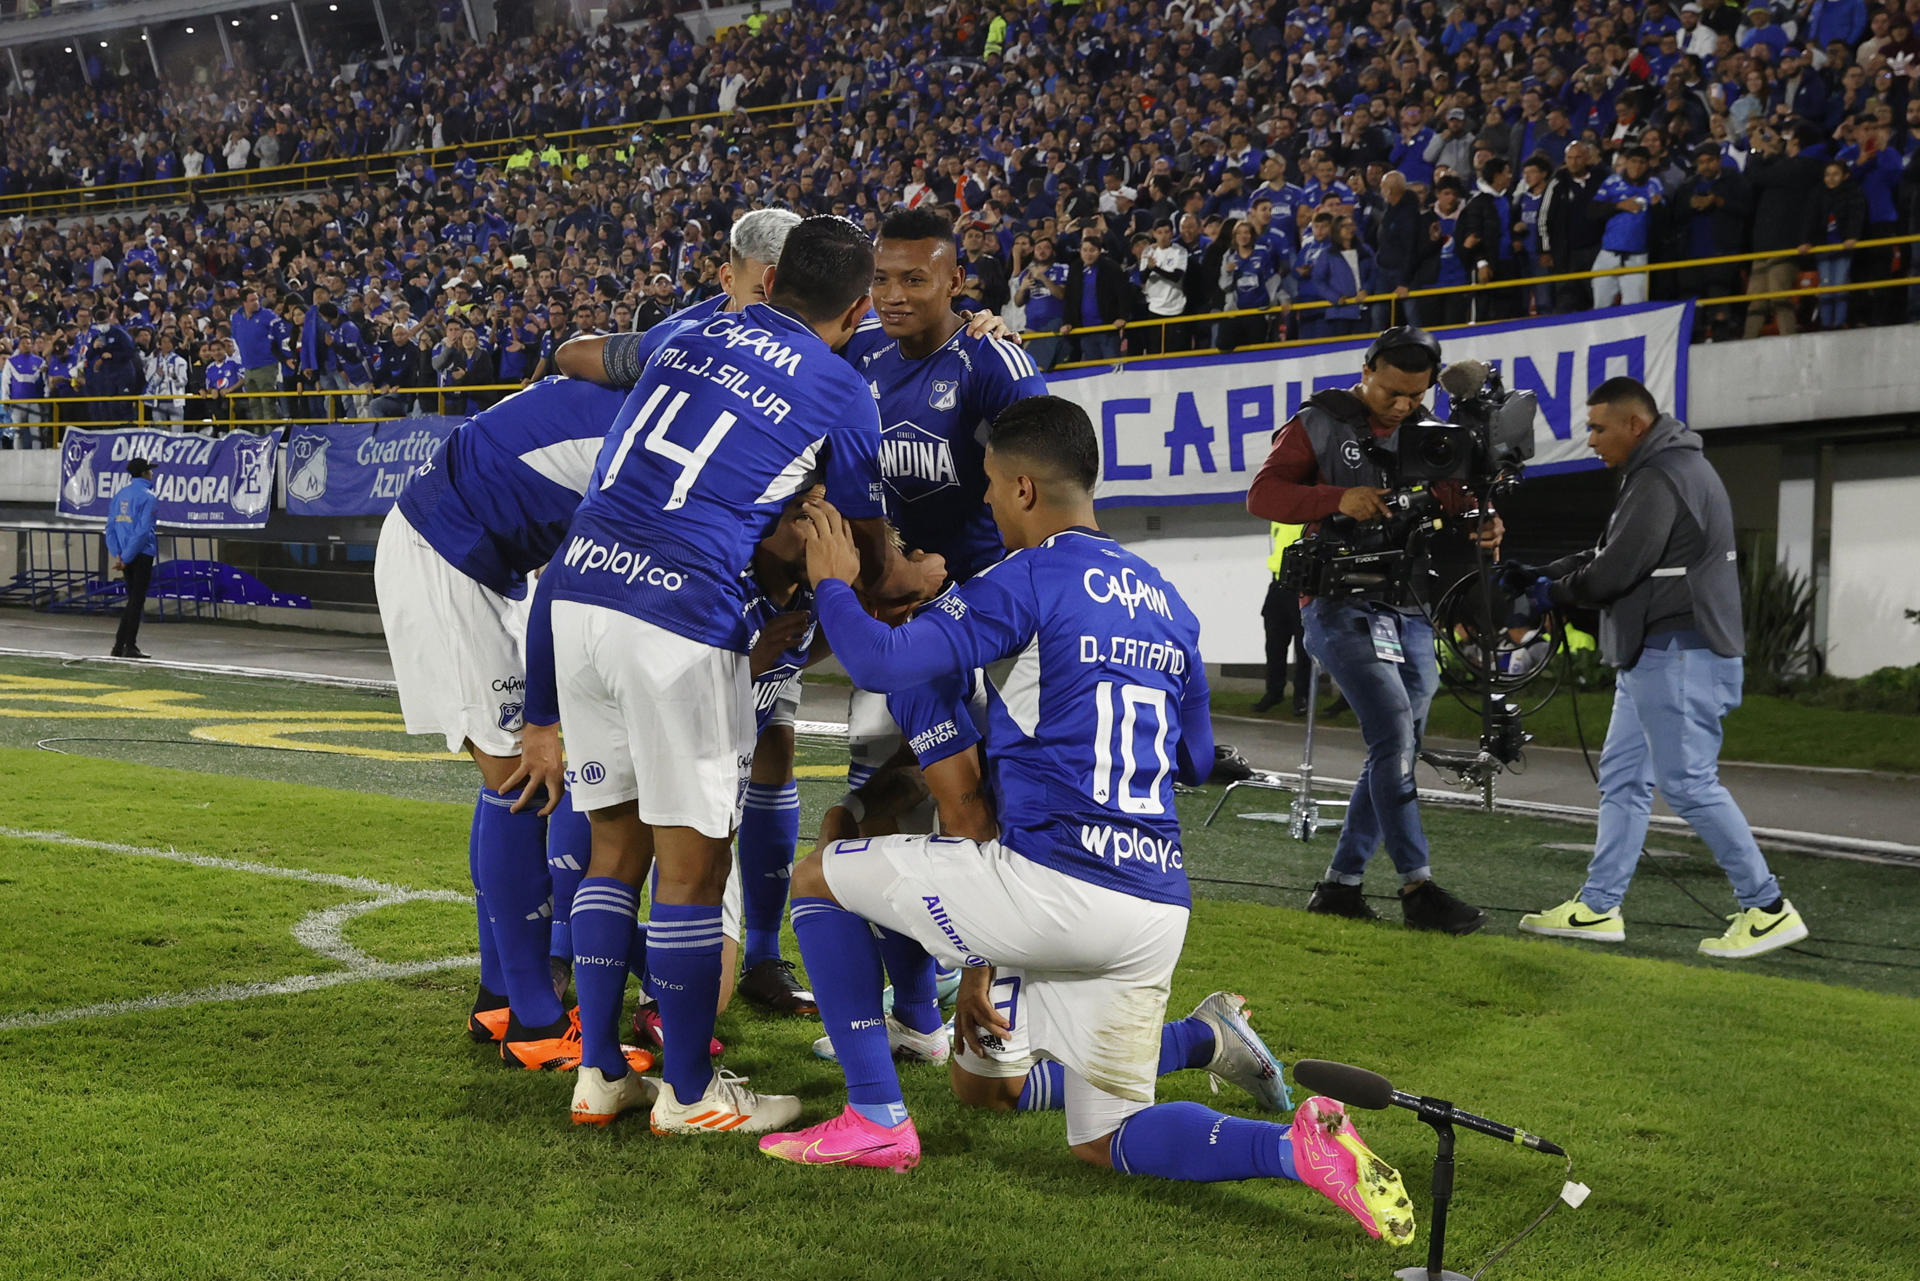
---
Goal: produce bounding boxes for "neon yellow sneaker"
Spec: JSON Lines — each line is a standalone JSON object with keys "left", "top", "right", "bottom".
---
{"left": 1698, "top": 900, "right": 1807, "bottom": 959}
{"left": 1518, "top": 898, "right": 1625, "bottom": 943}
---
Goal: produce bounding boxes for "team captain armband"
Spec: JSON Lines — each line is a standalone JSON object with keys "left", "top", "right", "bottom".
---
{"left": 602, "top": 332, "right": 650, "bottom": 387}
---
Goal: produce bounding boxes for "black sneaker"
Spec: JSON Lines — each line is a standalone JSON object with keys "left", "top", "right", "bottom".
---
{"left": 1306, "top": 881, "right": 1382, "bottom": 921}
{"left": 1400, "top": 881, "right": 1488, "bottom": 935}
{"left": 1251, "top": 691, "right": 1284, "bottom": 713}
{"left": 122, "top": 646, "right": 150, "bottom": 659}
{"left": 737, "top": 958, "right": 818, "bottom": 1016}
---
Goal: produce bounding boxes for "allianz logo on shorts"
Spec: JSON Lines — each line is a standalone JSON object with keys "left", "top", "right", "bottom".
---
{"left": 1079, "top": 823, "right": 1184, "bottom": 874}
{"left": 563, "top": 534, "right": 686, "bottom": 591}
{"left": 921, "top": 894, "right": 988, "bottom": 967}
{"left": 579, "top": 761, "right": 607, "bottom": 785}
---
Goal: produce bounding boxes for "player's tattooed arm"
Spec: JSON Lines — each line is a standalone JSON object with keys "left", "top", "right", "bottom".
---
{"left": 920, "top": 745, "right": 996, "bottom": 843}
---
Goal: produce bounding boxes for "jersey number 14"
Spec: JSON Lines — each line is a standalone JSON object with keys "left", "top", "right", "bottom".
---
{"left": 601, "top": 385, "right": 737, "bottom": 511}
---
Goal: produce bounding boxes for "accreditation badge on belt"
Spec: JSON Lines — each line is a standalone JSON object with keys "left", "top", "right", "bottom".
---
{"left": 1370, "top": 612, "right": 1406, "bottom": 663}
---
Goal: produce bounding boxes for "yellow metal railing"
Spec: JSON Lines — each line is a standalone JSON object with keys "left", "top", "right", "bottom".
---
{"left": 0, "top": 95, "right": 839, "bottom": 220}
{"left": 1034, "top": 232, "right": 1920, "bottom": 369}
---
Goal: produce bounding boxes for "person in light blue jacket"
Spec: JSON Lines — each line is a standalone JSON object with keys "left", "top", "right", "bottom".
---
{"left": 1302, "top": 217, "right": 1376, "bottom": 339}
{"left": 105, "top": 457, "right": 159, "bottom": 659}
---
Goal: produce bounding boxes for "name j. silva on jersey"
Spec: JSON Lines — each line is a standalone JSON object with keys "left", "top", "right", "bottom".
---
{"left": 648, "top": 345, "right": 796, "bottom": 424}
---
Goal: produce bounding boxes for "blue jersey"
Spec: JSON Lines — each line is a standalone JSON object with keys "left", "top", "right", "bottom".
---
{"left": 1595, "top": 174, "right": 1663, "bottom": 254}
{"left": 552, "top": 303, "right": 887, "bottom": 652}
{"left": 888, "top": 661, "right": 982, "bottom": 770}
{"left": 744, "top": 582, "right": 817, "bottom": 737}
{"left": 818, "top": 528, "right": 1213, "bottom": 908}
{"left": 396, "top": 377, "right": 626, "bottom": 598}
{"left": 841, "top": 318, "right": 1047, "bottom": 582}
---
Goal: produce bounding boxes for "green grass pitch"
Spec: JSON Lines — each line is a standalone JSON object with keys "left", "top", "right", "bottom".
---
{"left": 0, "top": 658, "right": 1916, "bottom": 1280}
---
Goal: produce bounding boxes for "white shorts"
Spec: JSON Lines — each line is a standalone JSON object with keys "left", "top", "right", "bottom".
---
{"left": 551, "top": 600, "right": 753, "bottom": 839}
{"left": 821, "top": 833, "right": 1187, "bottom": 1143}
{"left": 846, "top": 687, "right": 901, "bottom": 786}
{"left": 375, "top": 506, "right": 529, "bottom": 757}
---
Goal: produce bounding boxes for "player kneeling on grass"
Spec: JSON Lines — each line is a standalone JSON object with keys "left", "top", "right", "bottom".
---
{"left": 758, "top": 396, "right": 1415, "bottom": 1247}
{"left": 815, "top": 668, "right": 1295, "bottom": 1120}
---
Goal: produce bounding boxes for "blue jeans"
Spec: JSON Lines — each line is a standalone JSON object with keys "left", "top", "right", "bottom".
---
{"left": 1074, "top": 331, "right": 1119, "bottom": 362}
{"left": 1816, "top": 255, "right": 1850, "bottom": 328}
{"left": 1025, "top": 327, "right": 1062, "bottom": 371}
{"left": 1580, "top": 642, "right": 1780, "bottom": 912}
{"left": 1302, "top": 599, "right": 1437, "bottom": 885}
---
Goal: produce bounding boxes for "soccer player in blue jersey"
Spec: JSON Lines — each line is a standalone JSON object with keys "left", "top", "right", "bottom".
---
{"left": 524, "top": 216, "right": 908, "bottom": 1135}
{"left": 553, "top": 209, "right": 1013, "bottom": 1021}
{"left": 820, "top": 670, "right": 1294, "bottom": 1121}
{"left": 377, "top": 376, "right": 649, "bottom": 1077}
{"left": 832, "top": 206, "right": 1051, "bottom": 1053}
{"left": 759, "top": 398, "right": 1416, "bottom": 1249}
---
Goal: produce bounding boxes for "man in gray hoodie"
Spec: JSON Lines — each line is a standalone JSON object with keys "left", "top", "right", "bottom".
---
{"left": 1513, "top": 377, "right": 1808, "bottom": 960}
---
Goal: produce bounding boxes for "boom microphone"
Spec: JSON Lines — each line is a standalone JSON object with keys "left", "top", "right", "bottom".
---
{"left": 1439, "top": 359, "right": 1493, "bottom": 403}
{"left": 1293, "top": 1060, "right": 1566, "bottom": 1156}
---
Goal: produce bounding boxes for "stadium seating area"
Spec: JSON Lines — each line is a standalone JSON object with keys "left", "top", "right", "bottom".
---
{"left": 1, "top": 0, "right": 1918, "bottom": 440}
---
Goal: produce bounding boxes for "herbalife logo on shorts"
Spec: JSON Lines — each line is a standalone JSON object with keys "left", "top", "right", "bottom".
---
{"left": 563, "top": 535, "right": 686, "bottom": 591}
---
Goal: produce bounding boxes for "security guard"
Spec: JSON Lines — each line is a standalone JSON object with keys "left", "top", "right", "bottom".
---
{"left": 1516, "top": 377, "right": 1808, "bottom": 959}
{"left": 1254, "top": 521, "right": 1310, "bottom": 715}
{"left": 1246, "top": 326, "right": 1495, "bottom": 934}
{"left": 106, "top": 456, "right": 158, "bottom": 659}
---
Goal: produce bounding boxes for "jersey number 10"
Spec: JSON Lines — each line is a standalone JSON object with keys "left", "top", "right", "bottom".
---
{"left": 1090, "top": 680, "right": 1172, "bottom": 816}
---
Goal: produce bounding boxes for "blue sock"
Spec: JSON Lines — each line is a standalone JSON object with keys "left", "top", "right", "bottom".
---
{"left": 469, "top": 791, "right": 504, "bottom": 995}
{"left": 1015, "top": 1019, "right": 1211, "bottom": 1113}
{"left": 877, "top": 928, "right": 942, "bottom": 1035}
{"left": 545, "top": 793, "right": 590, "bottom": 962}
{"left": 1110, "top": 1101, "right": 1298, "bottom": 1182}
{"left": 1159, "top": 1015, "right": 1216, "bottom": 1075}
{"left": 1016, "top": 1061, "right": 1066, "bottom": 1111}
{"left": 649, "top": 902, "right": 725, "bottom": 1103}
{"left": 738, "top": 780, "right": 799, "bottom": 967}
{"left": 569, "top": 877, "right": 637, "bottom": 1078}
{"left": 628, "top": 923, "right": 651, "bottom": 1001}
{"left": 475, "top": 788, "right": 562, "bottom": 1027}
{"left": 791, "top": 896, "right": 906, "bottom": 1125}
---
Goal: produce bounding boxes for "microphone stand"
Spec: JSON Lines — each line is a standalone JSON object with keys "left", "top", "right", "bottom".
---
{"left": 1395, "top": 1096, "right": 1470, "bottom": 1281}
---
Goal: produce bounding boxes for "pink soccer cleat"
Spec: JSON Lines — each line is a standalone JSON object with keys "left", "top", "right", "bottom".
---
{"left": 758, "top": 1106, "right": 922, "bottom": 1173}
{"left": 632, "top": 1002, "right": 725, "bottom": 1058}
{"left": 1289, "top": 1096, "right": 1417, "bottom": 1245}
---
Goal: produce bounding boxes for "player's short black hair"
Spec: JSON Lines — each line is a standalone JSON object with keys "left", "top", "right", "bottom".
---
{"left": 878, "top": 207, "right": 956, "bottom": 245}
{"left": 987, "top": 395, "right": 1099, "bottom": 493}
{"left": 768, "top": 216, "right": 875, "bottom": 323}
{"left": 1588, "top": 376, "right": 1660, "bottom": 420}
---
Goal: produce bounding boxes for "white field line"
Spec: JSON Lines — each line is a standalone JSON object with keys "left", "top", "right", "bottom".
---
{"left": 0, "top": 826, "right": 476, "bottom": 1031}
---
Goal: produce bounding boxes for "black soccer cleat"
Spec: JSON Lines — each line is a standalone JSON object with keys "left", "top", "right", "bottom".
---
{"left": 1400, "top": 880, "right": 1488, "bottom": 935}
{"left": 1306, "top": 881, "right": 1382, "bottom": 921}
{"left": 468, "top": 986, "right": 511, "bottom": 1043}
{"left": 737, "top": 958, "right": 819, "bottom": 1016}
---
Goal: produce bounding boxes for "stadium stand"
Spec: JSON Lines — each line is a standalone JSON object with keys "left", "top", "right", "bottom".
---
{"left": 0, "top": 0, "right": 1917, "bottom": 441}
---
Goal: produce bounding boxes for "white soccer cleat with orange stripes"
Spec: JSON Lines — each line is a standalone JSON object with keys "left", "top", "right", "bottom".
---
{"left": 570, "top": 1066, "right": 658, "bottom": 1127}
{"left": 649, "top": 1068, "right": 802, "bottom": 1136}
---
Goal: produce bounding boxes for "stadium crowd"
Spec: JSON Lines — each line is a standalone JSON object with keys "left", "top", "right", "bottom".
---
{"left": 3, "top": 0, "right": 1920, "bottom": 445}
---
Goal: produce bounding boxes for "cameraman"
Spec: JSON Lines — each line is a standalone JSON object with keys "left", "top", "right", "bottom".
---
{"left": 1246, "top": 327, "right": 1494, "bottom": 934}
{"left": 1513, "top": 378, "right": 1807, "bottom": 959}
